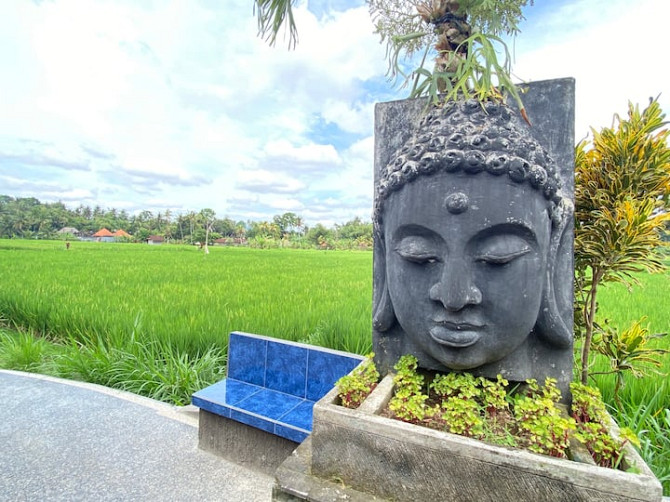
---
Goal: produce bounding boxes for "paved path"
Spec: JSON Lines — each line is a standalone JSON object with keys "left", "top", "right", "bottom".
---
{"left": 0, "top": 370, "right": 274, "bottom": 502}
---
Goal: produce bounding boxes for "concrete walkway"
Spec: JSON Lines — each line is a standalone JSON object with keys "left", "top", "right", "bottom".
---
{"left": 0, "top": 370, "right": 275, "bottom": 501}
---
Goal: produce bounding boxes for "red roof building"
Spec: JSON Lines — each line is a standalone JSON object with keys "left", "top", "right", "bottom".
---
{"left": 93, "top": 228, "right": 114, "bottom": 237}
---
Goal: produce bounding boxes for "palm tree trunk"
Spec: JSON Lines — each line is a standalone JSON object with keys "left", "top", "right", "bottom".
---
{"left": 417, "top": 1, "right": 471, "bottom": 86}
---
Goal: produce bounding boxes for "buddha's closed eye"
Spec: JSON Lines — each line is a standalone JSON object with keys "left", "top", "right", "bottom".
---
{"left": 474, "top": 234, "right": 532, "bottom": 265}
{"left": 394, "top": 236, "right": 439, "bottom": 264}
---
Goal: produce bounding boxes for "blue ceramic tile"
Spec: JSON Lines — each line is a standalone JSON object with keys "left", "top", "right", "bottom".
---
{"left": 191, "top": 379, "right": 228, "bottom": 404}
{"left": 265, "top": 341, "right": 308, "bottom": 398}
{"left": 229, "top": 409, "right": 275, "bottom": 434}
{"left": 278, "top": 400, "right": 314, "bottom": 431}
{"left": 227, "top": 332, "right": 267, "bottom": 385}
{"left": 306, "top": 350, "right": 364, "bottom": 401}
{"left": 275, "top": 424, "right": 308, "bottom": 443}
{"left": 192, "top": 379, "right": 262, "bottom": 407}
{"left": 235, "top": 388, "right": 304, "bottom": 420}
{"left": 191, "top": 395, "right": 231, "bottom": 418}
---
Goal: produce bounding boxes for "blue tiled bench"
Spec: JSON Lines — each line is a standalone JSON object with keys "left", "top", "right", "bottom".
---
{"left": 192, "top": 332, "right": 364, "bottom": 443}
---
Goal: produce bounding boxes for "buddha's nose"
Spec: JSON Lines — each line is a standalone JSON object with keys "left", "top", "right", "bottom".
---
{"left": 429, "top": 257, "right": 482, "bottom": 311}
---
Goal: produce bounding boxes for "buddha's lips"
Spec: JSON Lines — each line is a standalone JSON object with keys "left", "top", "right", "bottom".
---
{"left": 436, "top": 320, "right": 484, "bottom": 331}
{"left": 429, "top": 322, "right": 483, "bottom": 348}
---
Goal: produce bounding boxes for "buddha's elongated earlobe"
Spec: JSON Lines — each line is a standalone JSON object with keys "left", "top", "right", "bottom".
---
{"left": 372, "top": 235, "right": 396, "bottom": 332}
{"left": 535, "top": 199, "right": 574, "bottom": 348}
{"left": 373, "top": 282, "right": 396, "bottom": 332}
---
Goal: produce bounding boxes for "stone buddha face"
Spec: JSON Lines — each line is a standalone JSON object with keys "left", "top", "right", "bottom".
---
{"left": 383, "top": 170, "right": 551, "bottom": 370}
{"left": 372, "top": 99, "right": 573, "bottom": 376}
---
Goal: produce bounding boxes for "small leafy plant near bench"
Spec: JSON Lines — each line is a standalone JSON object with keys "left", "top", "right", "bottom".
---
{"left": 336, "top": 354, "right": 640, "bottom": 469}
{"left": 334, "top": 352, "right": 380, "bottom": 408}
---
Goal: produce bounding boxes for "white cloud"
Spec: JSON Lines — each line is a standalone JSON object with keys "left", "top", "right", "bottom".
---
{"left": 265, "top": 197, "right": 305, "bottom": 211}
{"left": 322, "top": 99, "right": 375, "bottom": 135}
{"left": 41, "top": 188, "right": 96, "bottom": 202}
{"left": 0, "top": 0, "right": 668, "bottom": 227}
{"left": 236, "top": 169, "right": 306, "bottom": 194}
{"left": 264, "top": 140, "right": 341, "bottom": 166}
{"left": 117, "top": 158, "right": 209, "bottom": 186}
{"left": 513, "top": 0, "right": 670, "bottom": 139}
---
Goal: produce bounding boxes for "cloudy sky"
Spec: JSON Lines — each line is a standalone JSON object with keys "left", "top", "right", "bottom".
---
{"left": 1, "top": 0, "right": 668, "bottom": 226}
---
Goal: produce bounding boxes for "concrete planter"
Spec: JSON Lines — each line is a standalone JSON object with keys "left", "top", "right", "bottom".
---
{"left": 303, "top": 374, "right": 662, "bottom": 502}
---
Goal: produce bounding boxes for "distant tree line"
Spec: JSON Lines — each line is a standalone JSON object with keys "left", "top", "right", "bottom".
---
{"left": 0, "top": 195, "right": 373, "bottom": 250}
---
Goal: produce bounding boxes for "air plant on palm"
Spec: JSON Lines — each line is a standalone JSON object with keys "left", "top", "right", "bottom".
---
{"left": 369, "top": 0, "right": 533, "bottom": 120}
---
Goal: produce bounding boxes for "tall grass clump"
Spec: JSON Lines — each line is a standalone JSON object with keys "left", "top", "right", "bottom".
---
{"left": 0, "top": 329, "right": 58, "bottom": 373}
{"left": 0, "top": 327, "right": 227, "bottom": 404}
{"left": 600, "top": 381, "right": 670, "bottom": 492}
{"left": 56, "top": 333, "right": 227, "bottom": 405}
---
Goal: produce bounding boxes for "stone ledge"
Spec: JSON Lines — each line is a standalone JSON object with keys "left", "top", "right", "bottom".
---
{"left": 273, "top": 438, "right": 386, "bottom": 502}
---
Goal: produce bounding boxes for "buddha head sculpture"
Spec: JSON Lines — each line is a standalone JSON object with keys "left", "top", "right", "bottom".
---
{"left": 372, "top": 99, "right": 574, "bottom": 389}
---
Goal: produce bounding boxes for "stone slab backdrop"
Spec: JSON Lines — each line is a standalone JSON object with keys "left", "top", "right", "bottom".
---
{"left": 372, "top": 78, "right": 575, "bottom": 396}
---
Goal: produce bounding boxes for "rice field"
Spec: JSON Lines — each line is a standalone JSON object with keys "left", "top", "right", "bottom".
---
{"left": 1, "top": 239, "right": 668, "bottom": 493}
{"left": 0, "top": 240, "right": 373, "bottom": 355}
{"left": 590, "top": 267, "right": 670, "bottom": 409}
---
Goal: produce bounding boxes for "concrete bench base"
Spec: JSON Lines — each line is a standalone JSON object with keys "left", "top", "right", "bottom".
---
{"left": 198, "top": 409, "right": 298, "bottom": 475}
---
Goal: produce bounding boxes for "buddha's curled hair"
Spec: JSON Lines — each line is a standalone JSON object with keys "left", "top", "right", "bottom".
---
{"left": 373, "top": 99, "right": 567, "bottom": 235}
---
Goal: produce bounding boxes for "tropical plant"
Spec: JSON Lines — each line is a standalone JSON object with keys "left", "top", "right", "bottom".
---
{"left": 388, "top": 354, "right": 428, "bottom": 422}
{"left": 574, "top": 97, "right": 670, "bottom": 385}
{"left": 590, "top": 318, "right": 668, "bottom": 409}
{"left": 381, "top": 356, "right": 581, "bottom": 460}
{"left": 570, "top": 381, "right": 641, "bottom": 469}
{"left": 254, "top": 0, "right": 298, "bottom": 48}
{"left": 373, "top": 355, "right": 641, "bottom": 466}
{"left": 368, "top": 0, "right": 532, "bottom": 116}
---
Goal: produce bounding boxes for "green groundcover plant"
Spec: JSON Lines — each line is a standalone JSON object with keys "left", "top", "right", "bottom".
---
{"left": 337, "top": 354, "right": 640, "bottom": 469}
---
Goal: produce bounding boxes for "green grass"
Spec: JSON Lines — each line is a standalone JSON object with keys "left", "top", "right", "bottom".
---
{"left": 1, "top": 239, "right": 668, "bottom": 494}
{"left": 0, "top": 240, "right": 373, "bottom": 406}
{"left": 0, "top": 329, "right": 59, "bottom": 373}
{"left": 596, "top": 271, "right": 669, "bottom": 341}
{"left": 0, "top": 240, "right": 373, "bottom": 355}
{"left": 589, "top": 267, "right": 669, "bottom": 411}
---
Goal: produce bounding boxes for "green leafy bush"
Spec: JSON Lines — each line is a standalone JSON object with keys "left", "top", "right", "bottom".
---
{"left": 335, "top": 353, "right": 380, "bottom": 409}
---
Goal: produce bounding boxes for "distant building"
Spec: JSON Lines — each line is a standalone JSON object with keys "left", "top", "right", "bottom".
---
{"left": 147, "top": 235, "right": 164, "bottom": 245}
{"left": 92, "top": 228, "right": 115, "bottom": 242}
{"left": 57, "top": 226, "right": 80, "bottom": 236}
{"left": 112, "top": 229, "right": 131, "bottom": 239}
